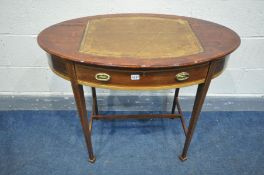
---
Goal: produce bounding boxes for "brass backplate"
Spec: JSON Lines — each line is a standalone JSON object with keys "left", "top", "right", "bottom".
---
{"left": 176, "top": 72, "right": 190, "bottom": 81}
{"left": 95, "top": 73, "right": 111, "bottom": 81}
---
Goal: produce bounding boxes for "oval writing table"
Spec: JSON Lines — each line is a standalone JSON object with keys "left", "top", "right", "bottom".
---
{"left": 37, "top": 14, "right": 240, "bottom": 163}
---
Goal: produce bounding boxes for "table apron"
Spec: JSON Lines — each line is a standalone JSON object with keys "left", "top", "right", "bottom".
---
{"left": 48, "top": 55, "right": 227, "bottom": 90}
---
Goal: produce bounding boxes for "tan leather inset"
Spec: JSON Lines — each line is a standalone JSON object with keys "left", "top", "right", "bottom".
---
{"left": 79, "top": 16, "right": 203, "bottom": 59}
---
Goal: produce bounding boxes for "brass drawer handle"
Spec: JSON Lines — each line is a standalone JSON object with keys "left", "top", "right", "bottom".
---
{"left": 176, "top": 72, "right": 190, "bottom": 81}
{"left": 95, "top": 73, "right": 111, "bottom": 81}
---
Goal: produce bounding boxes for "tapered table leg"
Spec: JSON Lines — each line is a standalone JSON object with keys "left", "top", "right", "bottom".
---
{"left": 179, "top": 62, "right": 217, "bottom": 161}
{"left": 171, "top": 88, "right": 188, "bottom": 136}
{"left": 66, "top": 63, "right": 96, "bottom": 163}
{"left": 171, "top": 88, "right": 180, "bottom": 114}
{"left": 91, "top": 87, "right": 99, "bottom": 115}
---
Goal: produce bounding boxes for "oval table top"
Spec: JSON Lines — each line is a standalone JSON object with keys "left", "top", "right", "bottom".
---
{"left": 37, "top": 13, "right": 240, "bottom": 69}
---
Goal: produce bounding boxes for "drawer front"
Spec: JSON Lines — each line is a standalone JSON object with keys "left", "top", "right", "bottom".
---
{"left": 75, "top": 63, "right": 209, "bottom": 90}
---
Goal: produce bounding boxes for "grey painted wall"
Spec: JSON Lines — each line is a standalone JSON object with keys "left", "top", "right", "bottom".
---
{"left": 0, "top": 0, "right": 264, "bottom": 97}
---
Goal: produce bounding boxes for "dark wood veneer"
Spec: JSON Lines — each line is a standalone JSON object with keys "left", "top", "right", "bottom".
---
{"left": 38, "top": 13, "right": 240, "bottom": 69}
{"left": 48, "top": 55, "right": 228, "bottom": 89}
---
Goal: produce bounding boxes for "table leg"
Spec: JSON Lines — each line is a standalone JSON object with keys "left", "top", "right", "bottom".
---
{"left": 171, "top": 88, "right": 188, "bottom": 136}
{"left": 91, "top": 87, "right": 98, "bottom": 115}
{"left": 179, "top": 62, "right": 217, "bottom": 161}
{"left": 66, "top": 63, "right": 96, "bottom": 163}
{"left": 171, "top": 88, "right": 180, "bottom": 114}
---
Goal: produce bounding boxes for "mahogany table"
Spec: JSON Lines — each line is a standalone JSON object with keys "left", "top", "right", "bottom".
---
{"left": 37, "top": 14, "right": 240, "bottom": 163}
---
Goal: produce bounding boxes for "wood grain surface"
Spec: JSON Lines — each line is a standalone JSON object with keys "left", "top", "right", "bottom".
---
{"left": 38, "top": 13, "right": 240, "bottom": 69}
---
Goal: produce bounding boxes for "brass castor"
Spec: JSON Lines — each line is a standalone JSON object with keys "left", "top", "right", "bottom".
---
{"left": 88, "top": 156, "right": 96, "bottom": 163}
{"left": 179, "top": 155, "right": 188, "bottom": 161}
